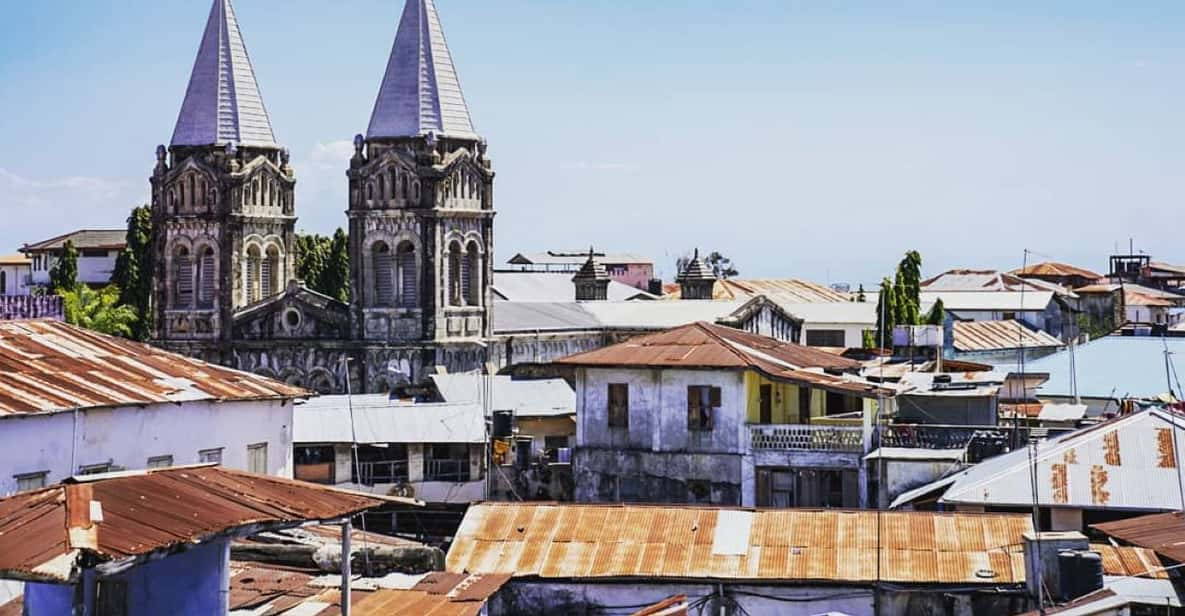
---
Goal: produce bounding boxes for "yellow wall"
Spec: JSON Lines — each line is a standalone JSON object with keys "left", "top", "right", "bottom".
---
{"left": 744, "top": 371, "right": 826, "bottom": 424}
{"left": 745, "top": 371, "right": 868, "bottom": 424}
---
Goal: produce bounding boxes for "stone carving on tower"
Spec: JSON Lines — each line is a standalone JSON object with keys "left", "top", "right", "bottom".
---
{"left": 347, "top": 0, "right": 495, "bottom": 382}
{"left": 150, "top": 0, "right": 296, "bottom": 352}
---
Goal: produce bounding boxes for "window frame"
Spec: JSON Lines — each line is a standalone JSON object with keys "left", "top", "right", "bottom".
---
{"left": 199, "top": 448, "right": 224, "bottom": 465}
{"left": 687, "top": 385, "right": 720, "bottom": 431}
{"left": 14, "top": 471, "right": 48, "bottom": 492}
{"left": 607, "top": 383, "right": 629, "bottom": 429}
{"left": 146, "top": 455, "right": 174, "bottom": 469}
{"left": 247, "top": 442, "right": 268, "bottom": 474}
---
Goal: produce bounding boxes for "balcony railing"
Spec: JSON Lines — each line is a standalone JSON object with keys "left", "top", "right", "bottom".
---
{"left": 875, "top": 424, "right": 1074, "bottom": 462}
{"left": 750, "top": 424, "right": 864, "bottom": 452}
{"left": 355, "top": 460, "right": 409, "bottom": 486}
{"left": 424, "top": 458, "right": 471, "bottom": 482}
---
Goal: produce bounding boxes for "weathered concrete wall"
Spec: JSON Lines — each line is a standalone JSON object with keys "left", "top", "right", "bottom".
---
{"left": 0, "top": 399, "right": 293, "bottom": 495}
{"left": 574, "top": 448, "right": 743, "bottom": 504}
{"left": 882, "top": 458, "right": 961, "bottom": 505}
{"left": 487, "top": 581, "right": 1027, "bottom": 616}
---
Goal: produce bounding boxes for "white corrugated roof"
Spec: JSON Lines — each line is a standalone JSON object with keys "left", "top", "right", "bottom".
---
{"left": 368, "top": 0, "right": 476, "bottom": 139}
{"left": 430, "top": 375, "right": 574, "bottom": 417}
{"left": 491, "top": 272, "right": 654, "bottom": 302}
{"left": 295, "top": 395, "right": 484, "bottom": 444}
{"left": 777, "top": 301, "right": 877, "bottom": 326}
{"left": 171, "top": 0, "right": 276, "bottom": 148}
{"left": 937, "top": 408, "right": 1185, "bottom": 510}
{"left": 922, "top": 291, "right": 1055, "bottom": 312}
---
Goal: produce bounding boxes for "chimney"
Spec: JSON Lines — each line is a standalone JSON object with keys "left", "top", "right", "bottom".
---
{"left": 676, "top": 248, "right": 717, "bottom": 300}
{"left": 647, "top": 278, "right": 664, "bottom": 296}
{"left": 572, "top": 248, "right": 610, "bottom": 302}
{"left": 1023, "top": 531, "right": 1096, "bottom": 605}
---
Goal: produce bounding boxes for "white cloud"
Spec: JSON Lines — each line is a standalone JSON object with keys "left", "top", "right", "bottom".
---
{"left": 0, "top": 168, "right": 144, "bottom": 252}
{"left": 308, "top": 140, "right": 355, "bottom": 169}
{"left": 289, "top": 141, "right": 354, "bottom": 235}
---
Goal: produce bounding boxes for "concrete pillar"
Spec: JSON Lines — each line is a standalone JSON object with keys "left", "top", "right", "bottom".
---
{"left": 407, "top": 444, "right": 425, "bottom": 483}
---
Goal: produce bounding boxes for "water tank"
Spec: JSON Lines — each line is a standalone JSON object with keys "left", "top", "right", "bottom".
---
{"left": 1058, "top": 550, "right": 1104, "bottom": 602}
{"left": 491, "top": 410, "right": 514, "bottom": 438}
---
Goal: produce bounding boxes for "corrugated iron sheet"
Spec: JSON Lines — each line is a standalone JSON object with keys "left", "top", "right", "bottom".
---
{"left": 0, "top": 466, "right": 382, "bottom": 582}
{"left": 555, "top": 321, "right": 889, "bottom": 397}
{"left": 447, "top": 504, "right": 1033, "bottom": 585}
{"left": 1011, "top": 262, "right": 1102, "bottom": 281}
{"left": 1090, "top": 543, "right": 1167, "bottom": 579}
{"left": 952, "top": 320, "right": 1064, "bottom": 352}
{"left": 0, "top": 319, "right": 308, "bottom": 415}
{"left": 1093, "top": 512, "right": 1185, "bottom": 565}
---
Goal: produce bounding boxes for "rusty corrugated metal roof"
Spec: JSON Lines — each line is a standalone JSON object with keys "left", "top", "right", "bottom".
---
{"left": 0, "top": 319, "right": 308, "bottom": 416}
{"left": 228, "top": 568, "right": 509, "bottom": 616}
{"left": 1011, "top": 262, "right": 1102, "bottom": 281}
{"left": 663, "top": 279, "right": 849, "bottom": 303}
{"left": 1093, "top": 512, "right": 1185, "bottom": 565}
{"left": 952, "top": 320, "right": 1064, "bottom": 353}
{"left": 555, "top": 321, "right": 891, "bottom": 397}
{"left": 0, "top": 466, "right": 382, "bottom": 583}
{"left": 446, "top": 503, "right": 1032, "bottom": 585}
{"left": 1089, "top": 543, "right": 1167, "bottom": 579}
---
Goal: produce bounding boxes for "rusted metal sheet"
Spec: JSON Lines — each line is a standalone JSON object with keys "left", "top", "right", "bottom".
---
{"left": 1089, "top": 544, "right": 1168, "bottom": 579}
{"left": 1103, "top": 431, "right": 1122, "bottom": 466}
{"left": 1155, "top": 428, "right": 1177, "bottom": 468}
{"left": 1090, "top": 465, "right": 1111, "bottom": 505}
{"left": 1051, "top": 463, "right": 1069, "bottom": 504}
{"left": 0, "top": 466, "right": 382, "bottom": 582}
{"left": 1093, "top": 512, "right": 1185, "bottom": 566}
{"left": 952, "top": 320, "right": 1064, "bottom": 353}
{"left": 0, "top": 320, "right": 308, "bottom": 416}
{"left": 448, "top": 503, "right": 1031, "bottom": 585}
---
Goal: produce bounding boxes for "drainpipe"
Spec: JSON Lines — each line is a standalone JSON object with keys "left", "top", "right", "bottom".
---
{"left": 341, "top": 518, "right": 352, "bottom": 616}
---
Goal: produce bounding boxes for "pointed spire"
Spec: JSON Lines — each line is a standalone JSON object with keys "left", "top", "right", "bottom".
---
{"left": 677, "top": 249, "right": 717, "bottom": 300}
{"left": 573, "top": 248, "right": 611, "bottom": 302}
{"left": 367, "top": 0, "right": 477, "bottom": 140}
{"left": 171, "top": 0, "right": 277, "bottom": 148}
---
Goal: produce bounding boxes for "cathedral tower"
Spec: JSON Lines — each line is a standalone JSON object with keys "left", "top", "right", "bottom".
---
{"left": 348, "top": 0, "right": 495, "bottom": 375}
{"left": 150, "top": 0, "right": 296, "bottom": 349}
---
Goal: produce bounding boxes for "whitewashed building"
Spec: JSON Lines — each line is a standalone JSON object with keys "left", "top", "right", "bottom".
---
{"left": 20, "top": 229, "right": 125, "bottom": 289}
{"left": 0, "top": 255, "right": 32, "bottom": 296}
{"left": 0, "top": 320, "right": 307, "bottom": 495}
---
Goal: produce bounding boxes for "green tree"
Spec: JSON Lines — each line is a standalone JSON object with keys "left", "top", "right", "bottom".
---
{"left": 705, "top": 251, "right": 739, "bottom": 280}
{"left": 321, "top": 228, "right": 350, "bottom": 303}
{"left": 895, "top": 250, "right": 923, "bottom": 326}
{"left": 873, "top": 277, "right": 895, "bottom": 349}
{"left": 62, "top": 285, "right": 138, "bottom": 338}
{"left": 49, "top": 240, "right": 79, "bottom": 294}
{"left": 925, "top": 297, "right": 945, "bottom": 326}
{"left": 112, "top": 205, "right": 154, "bottom": 340}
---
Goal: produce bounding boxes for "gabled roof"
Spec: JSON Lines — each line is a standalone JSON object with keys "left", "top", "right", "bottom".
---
{"left": 0, "top": 319, "right": 308, "bottom": 416}
{"left": 447, "top": 503, "right": 1033, "bottom": 585}
{"left": 1012, "top": 262, "right": 1102, "bottom": 281}
{"left": 0, "top": 466, "right": 382, "bottom": 583}
{"left": 1093, "top": 512, "right": 1185, "bottom": 564}
{"left": 368, "top": 0, "right": 476, "bottom": 140}
{"left": 556, "top": 321, "right": 859, "bottom": 373}
{"left": 922, "top": 269, "right": 1072, "bottom": 296}
{"left": 952, "top": 320, "right": 1064, "bottom": 352}
{"left": 171, "top": 0, "right": 277, "bottom": 148}
{"left": 21, "top": 229, "right": 125, "bottom": 253}
{"left": 936, "top": 409, "right": 1185, "bottom": 510}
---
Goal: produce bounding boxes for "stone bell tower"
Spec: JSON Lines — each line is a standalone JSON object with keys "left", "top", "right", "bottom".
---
{"left": 150, "top": 0, "right": 296, "bottom": 354}
{"left": 346, "top": 0, "right": 495, "bottom": 381}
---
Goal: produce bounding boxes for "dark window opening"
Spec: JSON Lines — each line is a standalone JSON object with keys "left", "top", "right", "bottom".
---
{"left": 805, "top": 329, "right": 845, "bottom": 347}
{"left": 353, "top": 444, "right": 408, "bottom": 485}
{"left": 608, "top": 383, "right": 629, "bottom": 428}
{"left": 759, "top": 384, "right": 772, "bottom": 424}
{"left": 424, "top": 444, "right": 470, "bottom": 482}
{"left": 687, "top": 385, "right": 720, "bottom": 431}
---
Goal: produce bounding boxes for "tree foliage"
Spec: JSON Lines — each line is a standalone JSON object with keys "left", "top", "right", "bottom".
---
{"left": 322, "top": 229, "right": 351, "bottom": 303}
{"left": 870, "top": 250, "right": 928, "bottom": 349}
{"left": 925, "top": 297, "right": 946, "bottom": 326}
{"left": 62, "top": 285, "right": 138, "bottom": 338}
{"left": 49, "top": 240, "right": 79, "bottom": 294}
{"left": 112, "top": 205, "right": 153, "bottom": 340}
{"left": 295, "top": 229, "right": 349, "bottom": 302}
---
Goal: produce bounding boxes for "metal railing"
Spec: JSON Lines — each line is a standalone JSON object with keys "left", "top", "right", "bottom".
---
{"left": 750, "top": 424, "right": 864, "bottom": 452}
{"left": 424, "top": 458, "right": 471, "bottom": 482}
{"left": 875, "top": 424, "right": 1073, "bottom": 461}
{"left": 355, "top": 460, "right": 409, "bottom": 486}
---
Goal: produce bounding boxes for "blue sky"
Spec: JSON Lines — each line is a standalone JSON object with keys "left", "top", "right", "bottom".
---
{"left": 1, "top": 1, "right": 1183, "bottom": 286}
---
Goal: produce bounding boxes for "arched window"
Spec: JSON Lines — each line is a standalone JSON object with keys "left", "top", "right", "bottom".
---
{"left": 200, "top": 180, "right": 207, "bottom": 207}
{"left": 401, "top": 173, "right": 409, "bottom": 200}
{"left": 464, "top": 241, "right": 481, "bottom": 306}
{"left": 246, "top": 245, "right": 262, "bottom": 303}
{"left": 188, "top": 175, "right": 195, "bottom": 207}
{"left": 179, "top": 183, "right": 186, "bottom": 210}
{"left": 372, "top": 242, "right": 393, "bottom": 306}
{"left": 0, "top": 270, "right": 7, "bottom": 295}
{"left": 174, "top": 245, "right": 193, "bottom": 308}
{"left": 412, "top": 181, "right": 420, "bottom": 202}
{"left": 367, "top": 183, "right": 374, "bottom": 201}
{"left": 252, "top": 179, "right": 260, "bottom": 205}
{"left": 378, "top": 175, "right": 386, "bottom": 202}
{"left": 196, "top": 246, "right": 215, "bottom": 308}
{"left": 448, "top": 241, "right": 463, "bottom": 306}
{"left": 263, "top": 245, "right": 281, "bottom": 298}
{"left": 395, "top": 241, "right": 417, "bottom": 308}
{"left": 390, "top": 170, "right": 399, "bottom": 201}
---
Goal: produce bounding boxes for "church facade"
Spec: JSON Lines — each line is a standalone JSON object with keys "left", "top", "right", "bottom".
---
{"left": 149, "top": 0, "right": 493, "bottom": 393}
